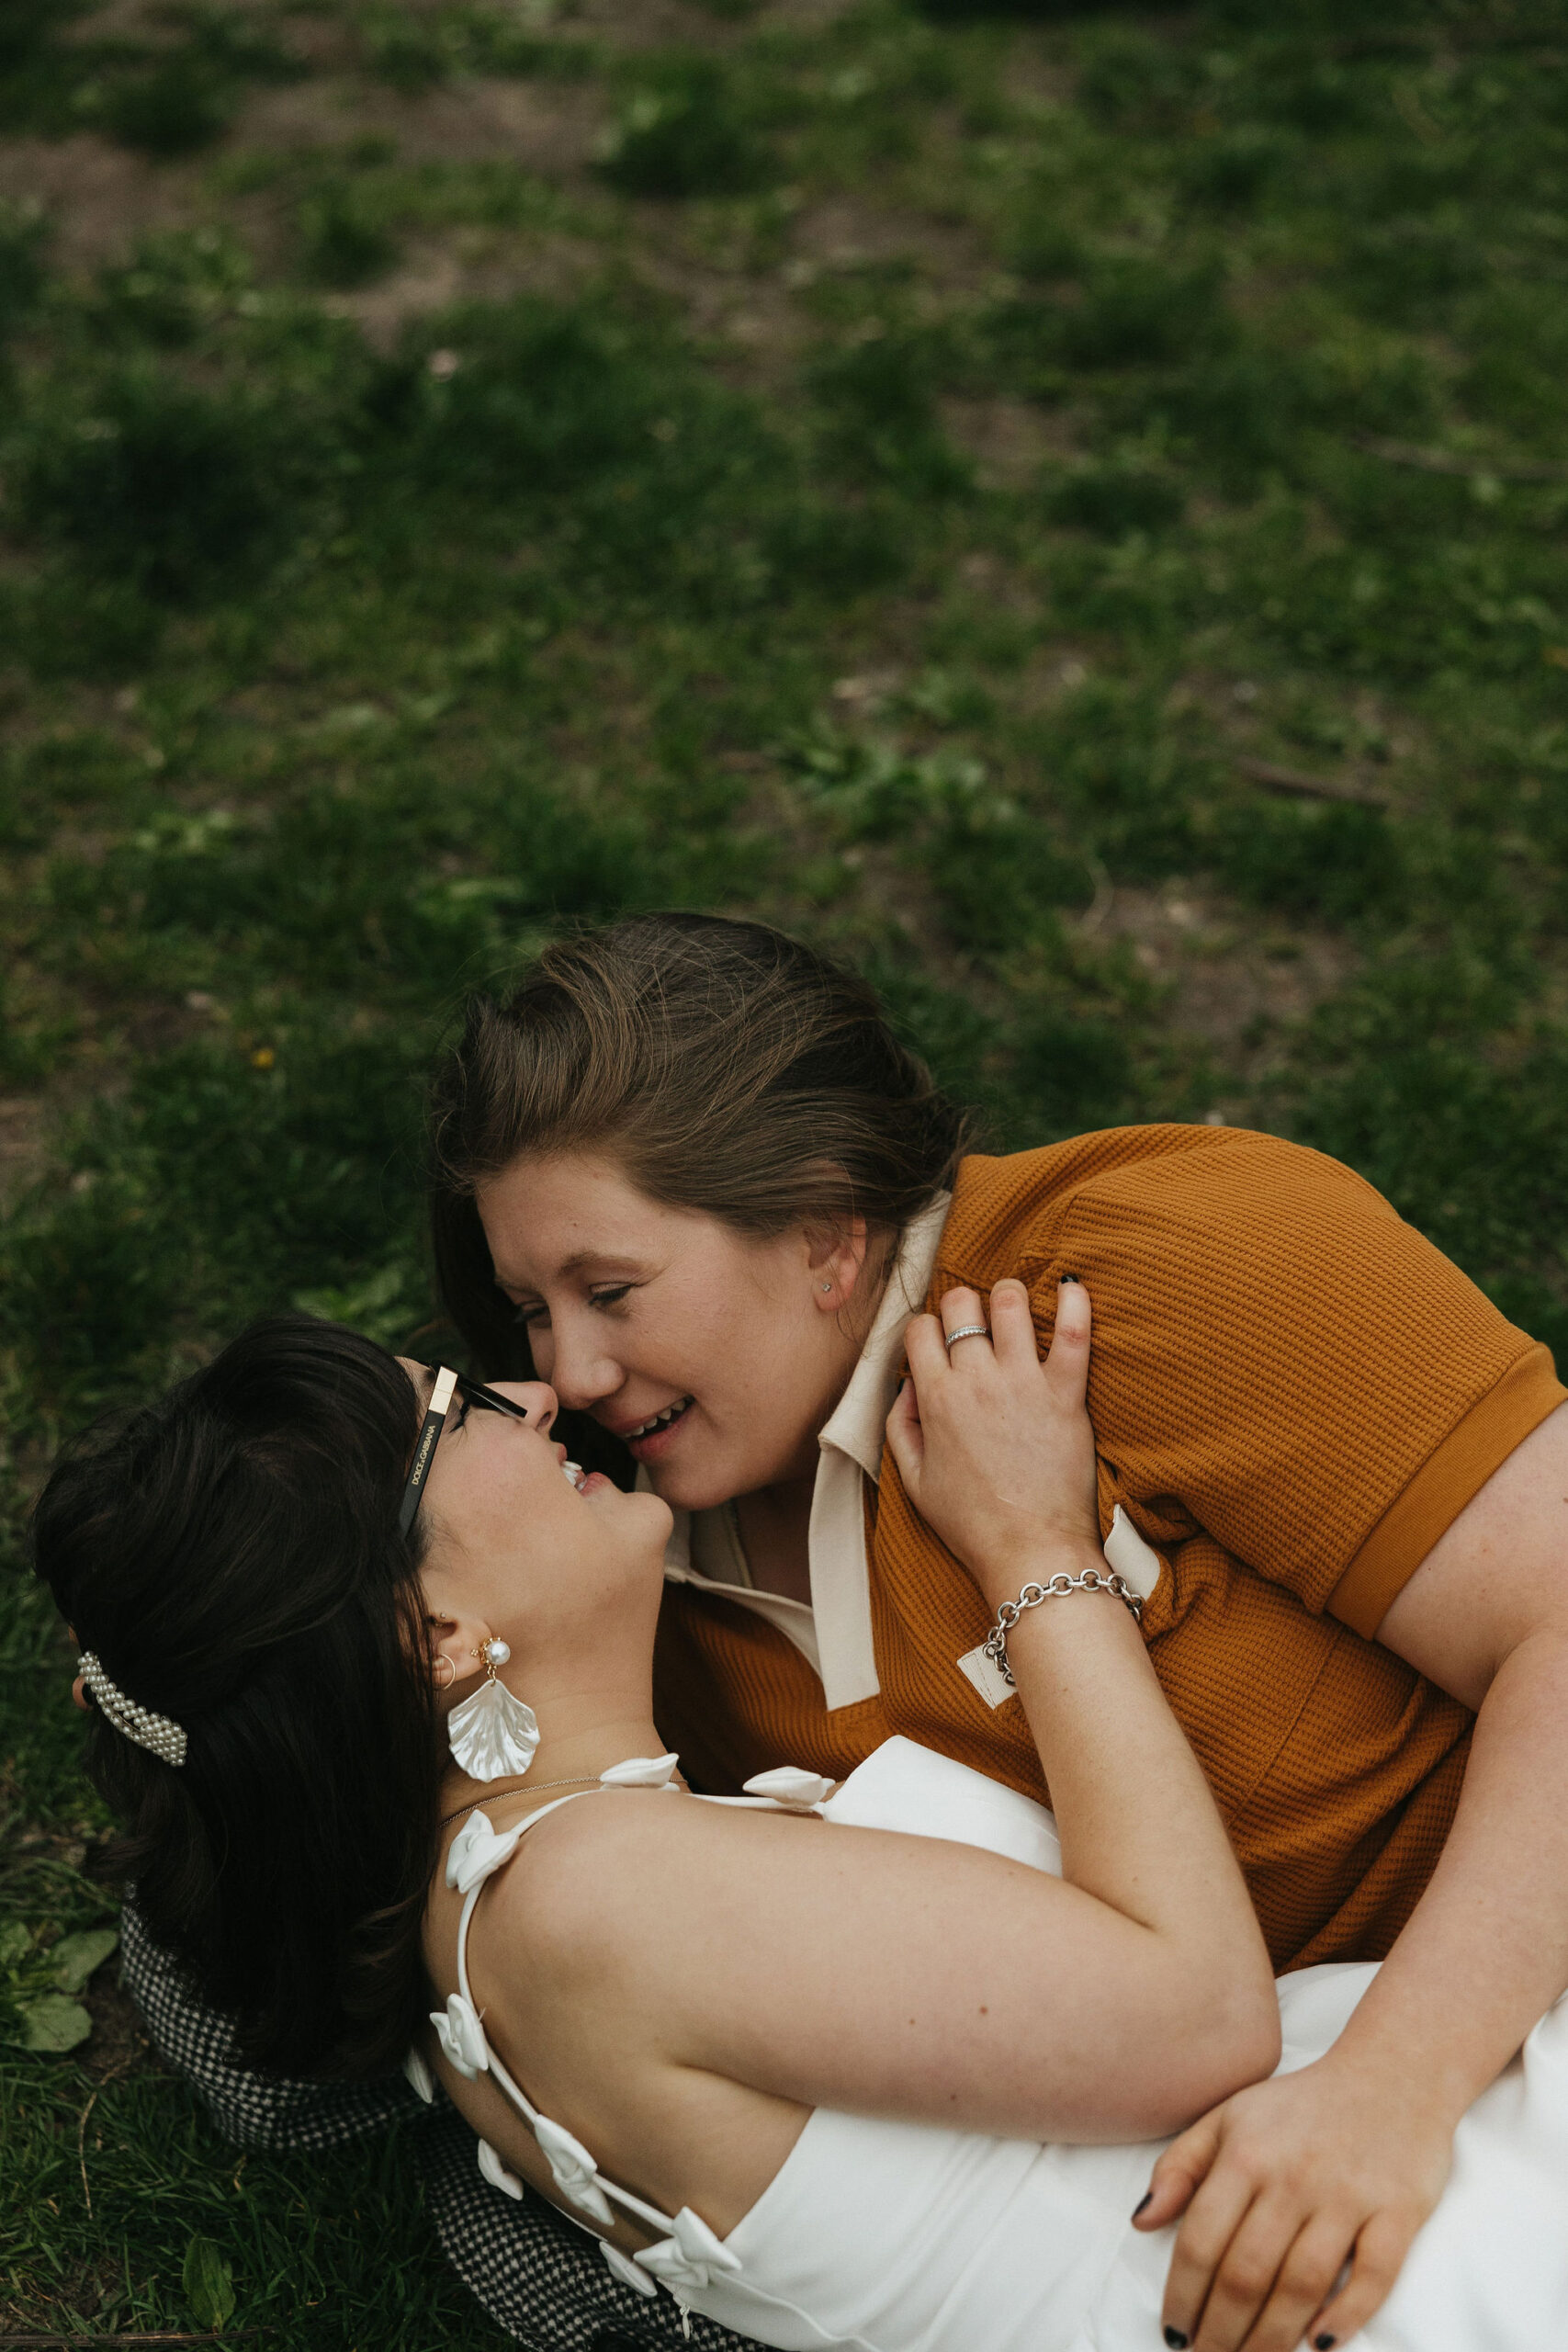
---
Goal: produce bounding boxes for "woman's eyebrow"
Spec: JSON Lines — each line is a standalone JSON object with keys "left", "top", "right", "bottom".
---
{"left": 492, "top": 1251, "right": 646, "bottom": 1296}
{"left": 504, "top": 1250, "right": 641, "bottom": 1285}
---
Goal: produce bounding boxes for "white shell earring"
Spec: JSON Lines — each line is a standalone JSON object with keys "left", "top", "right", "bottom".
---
{"left": 446, "top": 1636, "right": 540, "bottom": 1782}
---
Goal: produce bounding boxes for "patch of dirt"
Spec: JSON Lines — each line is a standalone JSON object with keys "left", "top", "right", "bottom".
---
{"left": 116, "top": 1000, "right": 216, "bottom": 1057}
{"left": 0, "top": 1094, "right": 50, "bottom": 1211}
{"left": 0, "top": 136, "right": 196, "bottom": 274}
{"left": 623, "top": 185, "right": 998, "bottom": 397}
{"left": 942, "top": 395, "right": 1077, "bottom": 488}
{"left": 58, "top": 0, "right": 192, "bottom": 37}
{"left": 1087, "top": 878, "right": 1357, "bottom": 1091}
{"left": 1169, "top": 672, "right": 1427, "bottom": 812}
{"left": 566, "top": 0, "right": 861, "bottom": 44}
{"left": 241, "top": 65, "right": 609, "bottom": 176}
{"left": 985, "top": 47, "right": 1078, "bottom": 110}
{"left": 629, "top": 241, "right": 812, "bottom": 390}
{"left": 318, "top": 229, "right": 608, "bottom": 343}
{"left": 85, "top": 1953, "right": 165, "bottom": 2086}
{"left": 568, "top": 0, "right": 752, "bottom": 46}
{"left": 788, "top": 193, "right": 983, "bottom": 291}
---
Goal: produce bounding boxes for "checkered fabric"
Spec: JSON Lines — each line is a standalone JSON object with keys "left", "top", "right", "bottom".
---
{"left": 119, "top": 1895, "right": 413, "bottom": 2147}
{"left": 120, "top": 1899, "right": 764, "bottom": 2352}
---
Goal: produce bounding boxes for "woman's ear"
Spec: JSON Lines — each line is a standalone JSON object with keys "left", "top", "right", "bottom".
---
{"left": 424, "top": 1606, "right": 491, "bottom": 1698}
{"left": 808, "top": 1217, "right": 872, "bottom": 1312}
{"left": 66, "top": 1628, "right": 92, "bottom": 1714}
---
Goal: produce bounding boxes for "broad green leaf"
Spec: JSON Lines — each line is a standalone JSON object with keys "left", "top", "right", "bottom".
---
{"left": 183, "top": 2234, "right": 237, "bottom": 2334}
{"left": 0, "top": 1921, "right": 31, "bottom": 1970}
{"left": 51, "top": 1926, "right": 119, "bottom": 1993}
{"left": 16, "top": 1994, "right": 93, "bottom": 2052}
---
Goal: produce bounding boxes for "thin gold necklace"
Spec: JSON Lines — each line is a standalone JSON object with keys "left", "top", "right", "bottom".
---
{"left": 437, "top": 1774, "right": 601, "bottom": 1833}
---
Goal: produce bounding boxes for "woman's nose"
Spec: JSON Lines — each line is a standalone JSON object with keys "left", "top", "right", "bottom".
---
{"left": 491, "top": 1380, "right": 558, "bottom": 1435}
{"left": 534, "top": 1324, "right": 622, "bottom": 1412}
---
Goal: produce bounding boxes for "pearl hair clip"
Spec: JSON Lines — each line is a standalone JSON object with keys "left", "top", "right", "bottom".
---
{"left": 77, "top": 1650, "right": 187, "bottom": 1767}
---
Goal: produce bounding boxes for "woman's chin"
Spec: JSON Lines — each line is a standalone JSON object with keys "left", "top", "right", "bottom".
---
{"left": 624, "top": 1485, "right": 675, "bottom": 1545}
{"left": 637, "top": 1459, "right": 735, "bottom": 1515}
{"left": 581, "top": 1472, "right": 673, "bottom": 1544}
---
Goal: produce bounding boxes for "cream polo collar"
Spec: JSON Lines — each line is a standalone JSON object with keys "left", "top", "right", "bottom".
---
{"left": 807, "top": 1193, "right": 950, "bottom": 1707}
{"left": 818, "top": 1193, "right": 952, "bottom": 1484}
{"left": 656, "top": 1193, "right": 952, "bottom": 1712}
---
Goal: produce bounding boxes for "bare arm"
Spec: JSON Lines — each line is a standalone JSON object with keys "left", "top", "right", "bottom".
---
{"left": 1325, "top": 1400, "right": 1568, "bottom": 2118}
{"left": 511, "top": 1279, "right": 1277, "bottom": 2153}
{"left": 1144, "top": 1402, "right": 1568, "bottom": 2352}
{"left": 886, "top": 1277, "right": 1276, "bottom": 2029}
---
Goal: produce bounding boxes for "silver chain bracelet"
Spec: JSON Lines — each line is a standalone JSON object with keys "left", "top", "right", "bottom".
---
{"left": 982, "top": 1567, "right": 1144, "bottom": 1688}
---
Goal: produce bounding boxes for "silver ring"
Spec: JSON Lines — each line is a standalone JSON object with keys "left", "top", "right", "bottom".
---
{"left": 943, "top": 1322, "right": 989, "bottom": 1349}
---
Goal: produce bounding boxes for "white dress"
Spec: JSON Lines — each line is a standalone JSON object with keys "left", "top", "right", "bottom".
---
{"left": 423, "top": 1737, "right": 1568, "bottom": 2352}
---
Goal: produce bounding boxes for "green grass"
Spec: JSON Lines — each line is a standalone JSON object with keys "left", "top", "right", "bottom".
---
{"left": 4, "top": 0, "right": 1568, "bottom": 2336}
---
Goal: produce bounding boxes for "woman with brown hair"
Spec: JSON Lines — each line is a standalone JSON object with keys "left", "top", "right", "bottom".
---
{"left": 426, "top": 909, "right": 1568, "bottom": 2352}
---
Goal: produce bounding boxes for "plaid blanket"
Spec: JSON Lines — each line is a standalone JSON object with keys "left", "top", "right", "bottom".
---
{"left": 120, "top": 1898, "right": 764, "bottom": 2352}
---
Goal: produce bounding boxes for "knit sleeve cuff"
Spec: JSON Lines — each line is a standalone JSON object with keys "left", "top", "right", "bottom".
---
{"left": 1328, "top": 1342, "right": 1566, "bottom": 1639}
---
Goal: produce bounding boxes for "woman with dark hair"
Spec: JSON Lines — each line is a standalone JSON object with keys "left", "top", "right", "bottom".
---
{"left": 424, "top": 910, "right": 1568, "bottom": 2351}
{"left": 44, "top": 1317, "right": 440, "bottom": 2080}
{"left": 34, "top": 1287, "right": 1568, "bottom": 2352}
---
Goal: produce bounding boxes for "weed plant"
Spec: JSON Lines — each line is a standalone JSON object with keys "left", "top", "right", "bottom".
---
{"left": 598, "top": 54, "right": 779, "bottom": 198}
{"left": 3, "top": 0, "right": 1568, "bottom": 2341}
{"left": 1, "top": 3, "right": 307, "bottom": 153}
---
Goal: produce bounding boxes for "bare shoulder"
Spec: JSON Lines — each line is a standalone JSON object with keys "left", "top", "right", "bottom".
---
{"left": 458, "top": 1784, "right": 1268, "bottom": 2143}
{"left": 472, "top": 1789, "right": 792, "bottom": 1988}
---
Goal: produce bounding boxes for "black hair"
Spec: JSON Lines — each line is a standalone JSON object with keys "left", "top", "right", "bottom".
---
{"left": 31, "top": 1315, "right": 438, "bottom": 2079}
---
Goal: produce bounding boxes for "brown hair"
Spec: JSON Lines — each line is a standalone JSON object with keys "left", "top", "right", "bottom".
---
{"left": 428, "top": 913, "right": 971, "bottom": 1402}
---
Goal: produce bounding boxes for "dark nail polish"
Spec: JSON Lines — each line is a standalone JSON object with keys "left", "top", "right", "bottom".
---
{"left": 1061, "top": 1272, "right": 1080, "bottom": 1284}
{"left": 1163, "top": 2332, "right": 1189, "bottom": 2349}
{"left": 1314, "top": 2337, "right": 1336, "bottom": 2350}
{"left": 1131, "top": 2191, "right": 1153, "bottom": 2218}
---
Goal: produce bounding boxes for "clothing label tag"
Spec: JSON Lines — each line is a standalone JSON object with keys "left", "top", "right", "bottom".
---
{"left": 957, "top": 1508, "right": 1165, "bottom": 1711}
{"left": 956, "top": 1645, "right": 1017, "bottom": 1711}
{"left": 1103, "top": 1504, "right": 1165, "bottom": 1601}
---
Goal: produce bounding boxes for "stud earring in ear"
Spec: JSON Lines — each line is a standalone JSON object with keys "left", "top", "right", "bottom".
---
{"left": 820, "top": 1282, "right": 833, "bottom": 1293}
{"left": 447, "top": 1636, "right": 539, "bottom": 1781}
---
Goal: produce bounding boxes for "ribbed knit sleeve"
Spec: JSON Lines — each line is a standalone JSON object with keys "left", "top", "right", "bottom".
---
{"left": 944, "top": 1128, "right": 1562, "bottom": 1628}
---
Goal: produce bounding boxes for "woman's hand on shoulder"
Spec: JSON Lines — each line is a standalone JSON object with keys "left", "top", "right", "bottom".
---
{"left": 885, "top": 1275, "right": 1102, "bottom": 1611}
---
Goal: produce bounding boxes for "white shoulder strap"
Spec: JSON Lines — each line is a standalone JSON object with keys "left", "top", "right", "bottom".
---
{"left": 438, "top": 1790, "right": 683, "bottom": 2239}
{"left": 431, "top": 1763, "right": 765, "bottom": 2325}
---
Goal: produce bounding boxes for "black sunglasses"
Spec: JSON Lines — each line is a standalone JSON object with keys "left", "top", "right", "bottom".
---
{"left": 398, "top": 1366, "right": 537, "bottom": 1537}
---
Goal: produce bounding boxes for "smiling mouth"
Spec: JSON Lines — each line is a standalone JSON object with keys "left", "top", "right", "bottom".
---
{"left": 621, "top": 1397, "right": 693, "bottom": 1442}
